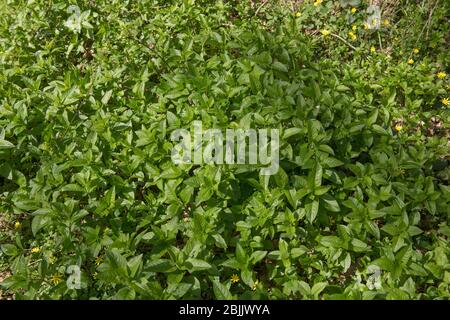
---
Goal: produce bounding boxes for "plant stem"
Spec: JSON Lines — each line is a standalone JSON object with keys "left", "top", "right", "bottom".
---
{"left": 330, "top": 33, "right": 357, "bottom": 51}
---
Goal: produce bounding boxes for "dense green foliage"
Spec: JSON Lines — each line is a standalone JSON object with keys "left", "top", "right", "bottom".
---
{"left": 0, "top": 0, "right": 449, "bottom": 300}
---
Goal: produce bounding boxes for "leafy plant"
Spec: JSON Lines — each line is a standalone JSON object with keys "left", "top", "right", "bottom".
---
{"left": 0, "top": 0, "right": 448, "bottom": 300}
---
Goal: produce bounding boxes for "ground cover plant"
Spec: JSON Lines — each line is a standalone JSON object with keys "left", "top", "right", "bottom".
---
{"left": 0, "top": 0, "right": 449, "bottom": 300}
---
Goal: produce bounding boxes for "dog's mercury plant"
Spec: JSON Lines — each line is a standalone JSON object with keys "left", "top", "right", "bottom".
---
{"left": 0, "top": 0, "right": 448, "bottom": 300}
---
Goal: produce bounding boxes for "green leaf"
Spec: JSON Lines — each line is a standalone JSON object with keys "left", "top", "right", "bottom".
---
{"left": 306, "top": 200, "right": 319, "bottom": 223}
{"left": 212, "top": 280, "right": 232, "bottom": 300}
{"left": 113, "top": 287, "right": 136, "bottom": 300}
{"left": 351, "top": 239, "right": 371, "bottom": 252}
{"left": 311, "top": 282, "right": 328, "bottom": 297}
{"left": 250, "top": 251, "right": 267, "bottom": 264}
{"left": 279, "top": 239, "right": 289, "bottom": 260}
{"left": 241, "top": 269, "right": 253, "bottom": 286}
{"left": 212, "top": 234, "right": 228, "bottom": 249}
{"left": 272, "top": 61, "right": 288, "bottom": 72}
{"left": 146, "top": 259, "right": 174, "bottom": 273}
{"left": 0, "top": 139, "right": 14, "bottom": 149}
{"left": 319, "top": 236, "right": 342, "bottom": 248}
{"left": 101, "top": 90, "right": 113, "bottom": 105}
{"left": 367, "top": 109, "right": 378, "bottom": 125}
{"left": 321, "top": 157, "right": 344, "bottom": 168}
{"left": 185, "top": 258, "right": 212, "bottom": 272}
{"left": 298, "top": 281, "right": 311, "bottom": 296}
{"left": 283, "top": 127, "right": 302, "bottom": 139}
{"left": 372, "top": 124, "right": 389, "bottom": 135}
{"left": 1, "top": 244, "right": 19, "bottom": 257}
{"left": 31, "top": 215, "right": 51, "bottom": 236}
{"left": 336, "top": 85, "right": 350, "bottom": 92}
{"left": 236, "top": 243, "right": 247, "bottom": 265}
{"left": 107, "top": 248, "right": 128, "bottom": 276}
{"left": 407, "top": 226, "right": 423, "bottom": 236}
{"left": 314, "top": 163, "right": 323, "bottom": 187}
{"left": 128, "top": 255, "right": 143, "bottom": 278}
{"left": 321, "top": 195, "right": 340, "bottom": 212}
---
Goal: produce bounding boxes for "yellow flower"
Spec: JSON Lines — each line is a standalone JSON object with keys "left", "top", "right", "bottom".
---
{"left": 370, "top": 46, "right": 376, "bottom": 53}
{"left": 31, "top": 247, "right": 40, "bottom": 254}
{"left": 363, "top": 23, "right": 370, "bottom": 30}
{"left": 313, "top": 0, "right": 323, "bottom": 6}
{"left": 320, "top": 29, "right": 330, "bottom": 36}
{"left": 14, "top": 221, "right": 21, "bottom": 229}
{"left": 296, "top": 12, "right": 301, "bottom": 17}
{"left": 352, "top": 25, "right": 357, "bottom": 31}
{"left": 95, "top": 256, "right": 103, "bottom": 266}
{"left": 51, "top": 273, "right": 63, "bottom": 285}
{"left": 231, "top": 274, "right": 240, "bottom": 283}
{"left": 413, "top": 48, "right": 419, "bottom": 54}
{"left": 437, "top": 72, "right": 446, "bottom": 79}
{"left": 407, "top": 59, "right": 414, "bottom": 65}
{"left": 442, "top": 98, "right": 449, "bottom": 106}
{"left": 351, "top": 8, "right": 357, "bottom": 14}
{"left": 372, "top": 19, "right": 378, "bottom": 26}
{"left": 252, "top": 280, "right": 260, "bottom": 291}
{"left": 348, "top": 32, "right": 357, "bottom": 41}
{"left": 383, "top": 19, "right": 390, "bottom": 26}
{"left": 92, "top": 272, "right": 98, "bottom": 279}
{"left": 395, "top": 124, "right": 403, "bottom": 132}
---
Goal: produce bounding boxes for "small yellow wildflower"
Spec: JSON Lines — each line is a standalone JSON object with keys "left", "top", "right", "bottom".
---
{"left": 320, "top": 29, "right": 330, "bottom": 36}
{"left": 370, "top": 46, "right": 376, "bottom": 53}
{"left": 231, "top": 274, "right": 240, "bottom": 283}
{"left": 407, "top": 59, "right": 414, "bottom": 65}
{"left": 31, "top": 247, "right": 40, "bottom": 254}
{"left": 348, "top": 32, "right": 357, "bottom": 41}
{"left": 372, "top": 19, "right": 378, "bottom": 26}
{"left": 14, "top": 221, "right": 21, "bottom": 229}
{"left": 383, "top": 19, "right": 390, "bottom": 27}
{"left": 95, "top": 256, "right": 103, "bottom": 266}
{"left": 92, "top": 272, "right": 98, "bottom": 279}
{"left": 252, "top": 280, "right": 260, "bottom": 291}
{"left": 51, "top": 273, "right": 63, "bottom": 285}
{"left": 352, "top": 25, "right": 357, "bottom": 31}
{"left": 351, "top": 8, "right": 357, "bottom": 14}
{"left": 313, "top": 0, "right": 323, "bottom": 7}
{"left": 442, "top": 98, "right": 449, "bottom": 106}
{"left": 296, "top": 12, "right": 301, "bottom": 17}
{"left": 363, "top": 23, "right": 370, "bottom": 30}
{"left": 413, "top": 48, "right": 419, "bottom": 54}
{"left": 437, "top": 72, "right": 446, "bottom": 79}
{"left": 395, "top": 124, "right": 403, "bottom": 132}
